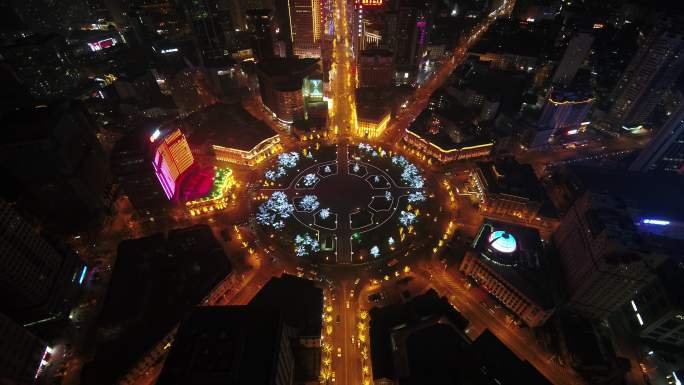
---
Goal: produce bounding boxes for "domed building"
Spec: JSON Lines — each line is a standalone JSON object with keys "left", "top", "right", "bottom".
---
{"left": 460, "top": 221, "right": 554, "bottom": 327}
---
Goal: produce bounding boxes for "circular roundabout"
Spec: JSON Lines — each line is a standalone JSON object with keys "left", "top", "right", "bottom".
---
{"left": 255, "top": 142, "right": 440, "bottom": 266}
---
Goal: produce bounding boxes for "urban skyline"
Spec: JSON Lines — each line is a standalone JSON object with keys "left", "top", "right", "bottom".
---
{"left": 1, "top": 0, "right": 684, "bottom": 385}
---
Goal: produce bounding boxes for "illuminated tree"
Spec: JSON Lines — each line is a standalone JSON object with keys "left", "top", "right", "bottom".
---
{"left": 257, "top": 191, "right": 294, "bottom": 230}
{"left": 384, "top": 191, "right": 392, "bottom": 201}
{"left": 298, "top": 195, "right": 320, "bottom": 212}
{"left": 399, "top": 211, "right": 417, "bottom": 226}
{"left": 353, "top": 163, "right": 360, "bottom": 173}
{"left": 407, "top": 191, "right": 426, "bottom": 203}
{"left": 295, "top": 233, "right": 320, "bottom": 256}
{"left": 302, "top": 173, "right": 319, "bottom": 187}
{"left": 370, "top": 245, "right": 380, "bottom": 258}
{"left": 319, "top": 208, "right": 331, "bottom": 219}
{"left": 324, "top": 165, "right": 332, "bottom": 174}
{"left": 277, "top": 152, "right": 300, "bottom": 168}
{"left": 388, "top": 236, "right": 395, "bottom": 246}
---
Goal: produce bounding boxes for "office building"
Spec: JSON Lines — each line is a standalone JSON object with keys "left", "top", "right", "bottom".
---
{"left": 460, "top": 221, "right": 554, "bottom": 327}
{"left": 469, "top": 158, "right": 550, "bottom": 223}
{"left": 527, "top": 88, "right": 594, "bottom": 147}
{"left": 554, "top": 192, "right": 671, "bottom": 319}
{"left": 629, "top": 97, "right": 684, "bottom": 173}
{"left": 288, "top": 0, "right": 322, "bottom": 58}
{"left": 0, "top": 101, "right": 112, "bottom": 232}
{"left": 177, "top": 103, "right": 281, "bottom": 166}
{"left": 609, "top": 20, "right": 684, "bottom": 127}
{"left": 404, "top": 110, "right": 493, "bottom": 163}
{"left": 552, "top": 32, "right": 594, "bottom": 86}
{"left": 629, "top": 257, "right": 684, "bottom": 347}
{"left": 0, "top": 313, "right": 49, "bottom": 385}
{"left": 249, "top": 275, "right": 324, "bottom": 379}
{"left": 81, "top": 225, "right": 232, "bottom": 385}
{"left": 391, "top": 0, "right": 429, "bottom": 72}
{"left": 157, "top": 274, "right": 322, "bottom": 385}
{"left": 152, "top": 129, "right": 196, "bottom": 200}
{"left": 184, "top": 0, "right": 238, "bottom": 64}
{"left": 256, "top": 58, "right": 319, "bottom": 123}
{"left": 156, "top": 306, "right": 297, "bottom": 385}
{"left": 110, "top": 130, "right": 170, "bottom": 220}
{"left": 370, "top": 290, "right": 551, "bottom": 385}
{"left": 0, "top": 201, "right": 85, "bottom": 326}
{"left": 358, "top": 48, "right": 394, "bottom": 88}
{"left": 0, "top": 33, "right": 81, "bottom": 99}
{"left": 247, "top": 9, "right": 276, "bottom": 61}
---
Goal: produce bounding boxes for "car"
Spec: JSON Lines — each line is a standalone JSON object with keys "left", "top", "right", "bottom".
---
{"left": 337, "top": 347, "right": 342, "bottom": 357}
{"left": 368, "top": 293, "right": 382, "bottom": 302}
{"left": 336, "top": 315, "right": 341, "bottom": 323}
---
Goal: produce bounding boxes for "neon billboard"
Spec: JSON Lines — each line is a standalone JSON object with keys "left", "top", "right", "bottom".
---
{"left": 88, "top": 38, "right": 117, "bottom": 51}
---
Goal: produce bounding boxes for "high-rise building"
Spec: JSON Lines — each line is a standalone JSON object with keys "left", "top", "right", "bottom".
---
{"left": 527, "top": 88, "right": 593, "bottom": 147}
{"left": 289, "top": 0, "right": 322, "bottom": 58}
{"left": 358, "top": 48, "right": 394, "bottom": 88}
{"left": 0, "top": 100, "right": 112, "bottom": 232}
{"left": 554, "top": 192, "right": 670, "bottom": 319}
{"left": 184, "top": 0, "right": 237, "bottom": 63}
{"left": 156, "top": 306, "right": 297, "bottom": 385}
{"left": 0, "top": 201, "right": 85, "bottom": 325}
{"left": 0, "top": 312, "right": 49, "bottom": 385}
{"left": 552, "top": 32, "right": 594, "bottom": 86}
{"left": 0, "top": 33, "right": 81, "bottom": 99}
{"left": 246, "top": 9, "right": 275, "bottom": 61}
{"left": 389, "top": 0, "right": 429, "bottom": 80}
{"left": 629, "top": 98, "right": 684, "bottom": 173}
{"left": 152, "top": 129, "right": 195, "bottom": 200}
{"left": 609, "top": 20, "right": 684, "bottom": 127}
{"left": 111, "top": 130, "right": 170, "bottom": 220}
{"left": 256, "top": 58, "right": 319, "bottom": 123}
{"left": 629, "top": 257, "right": 684, "bottom": 347}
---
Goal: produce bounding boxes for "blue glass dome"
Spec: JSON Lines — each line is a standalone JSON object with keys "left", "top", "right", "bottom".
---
{"left": 488, "top": 231, "right": 517, "bottom": 254}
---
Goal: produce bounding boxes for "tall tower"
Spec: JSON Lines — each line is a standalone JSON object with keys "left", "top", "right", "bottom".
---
{"left": 609, "top": 20, "right": 684, "bottom": 127}
{"left": 552, "top": 32, "right": 593, "bottom": 86}
{"left": 629, "top": 98, "right": 684, "bottom": 173}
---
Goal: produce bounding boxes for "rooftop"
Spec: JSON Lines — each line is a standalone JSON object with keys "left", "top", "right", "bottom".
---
{"left": 156, "top": 306, "right": 287, "bottom": 385}
{"left": 472, "top": 220, "right": 554, "bottom": 309}
{"left": 0, "top": 100, "right": 72, "bottom": 145}
{"left": 256, "top": 57, "right": 319, "bottom": 79}
{"left": 564, "top": 165, "right": 684, "bottom": 223}
{"left": 177, "top": 103, "right": 278, "bottom": 152}
{"left": 369, "top": 290, "right": 551, "bottom": 385}
{"left": 476, "top": 157, "right": 546, "bottom": 202}
{"left": 249, "top": 274, "right": 323, "bottom": 337}
{"left": 82, "top": 225, "right": 231, "bottom": 385}
{"left": 407, "top": 109, "right": 492, "bottom": 152}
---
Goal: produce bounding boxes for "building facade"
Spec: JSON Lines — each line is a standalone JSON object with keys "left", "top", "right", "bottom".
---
{"left": 469, "top": 159, "right": 546, "bottom": 223}
{"left": 0, "top": 313, "right": 49, "bottom": 385}
{"left": 629, "top": 97, "right": 684, "bottom": 173}
{"left": 0, "top": 201, "right": 84, "bottom": 325}
{"left": 358, "top": 48, "right": 394, "bottom": 88}
{"left": 609, "top": 21, "right": 684, "bottom": 127}
{"left": 552, "top": 32, "right": 594, "bottom": 86}
{"left": 554, "top": 192, "right": 669, "bottom": 319}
